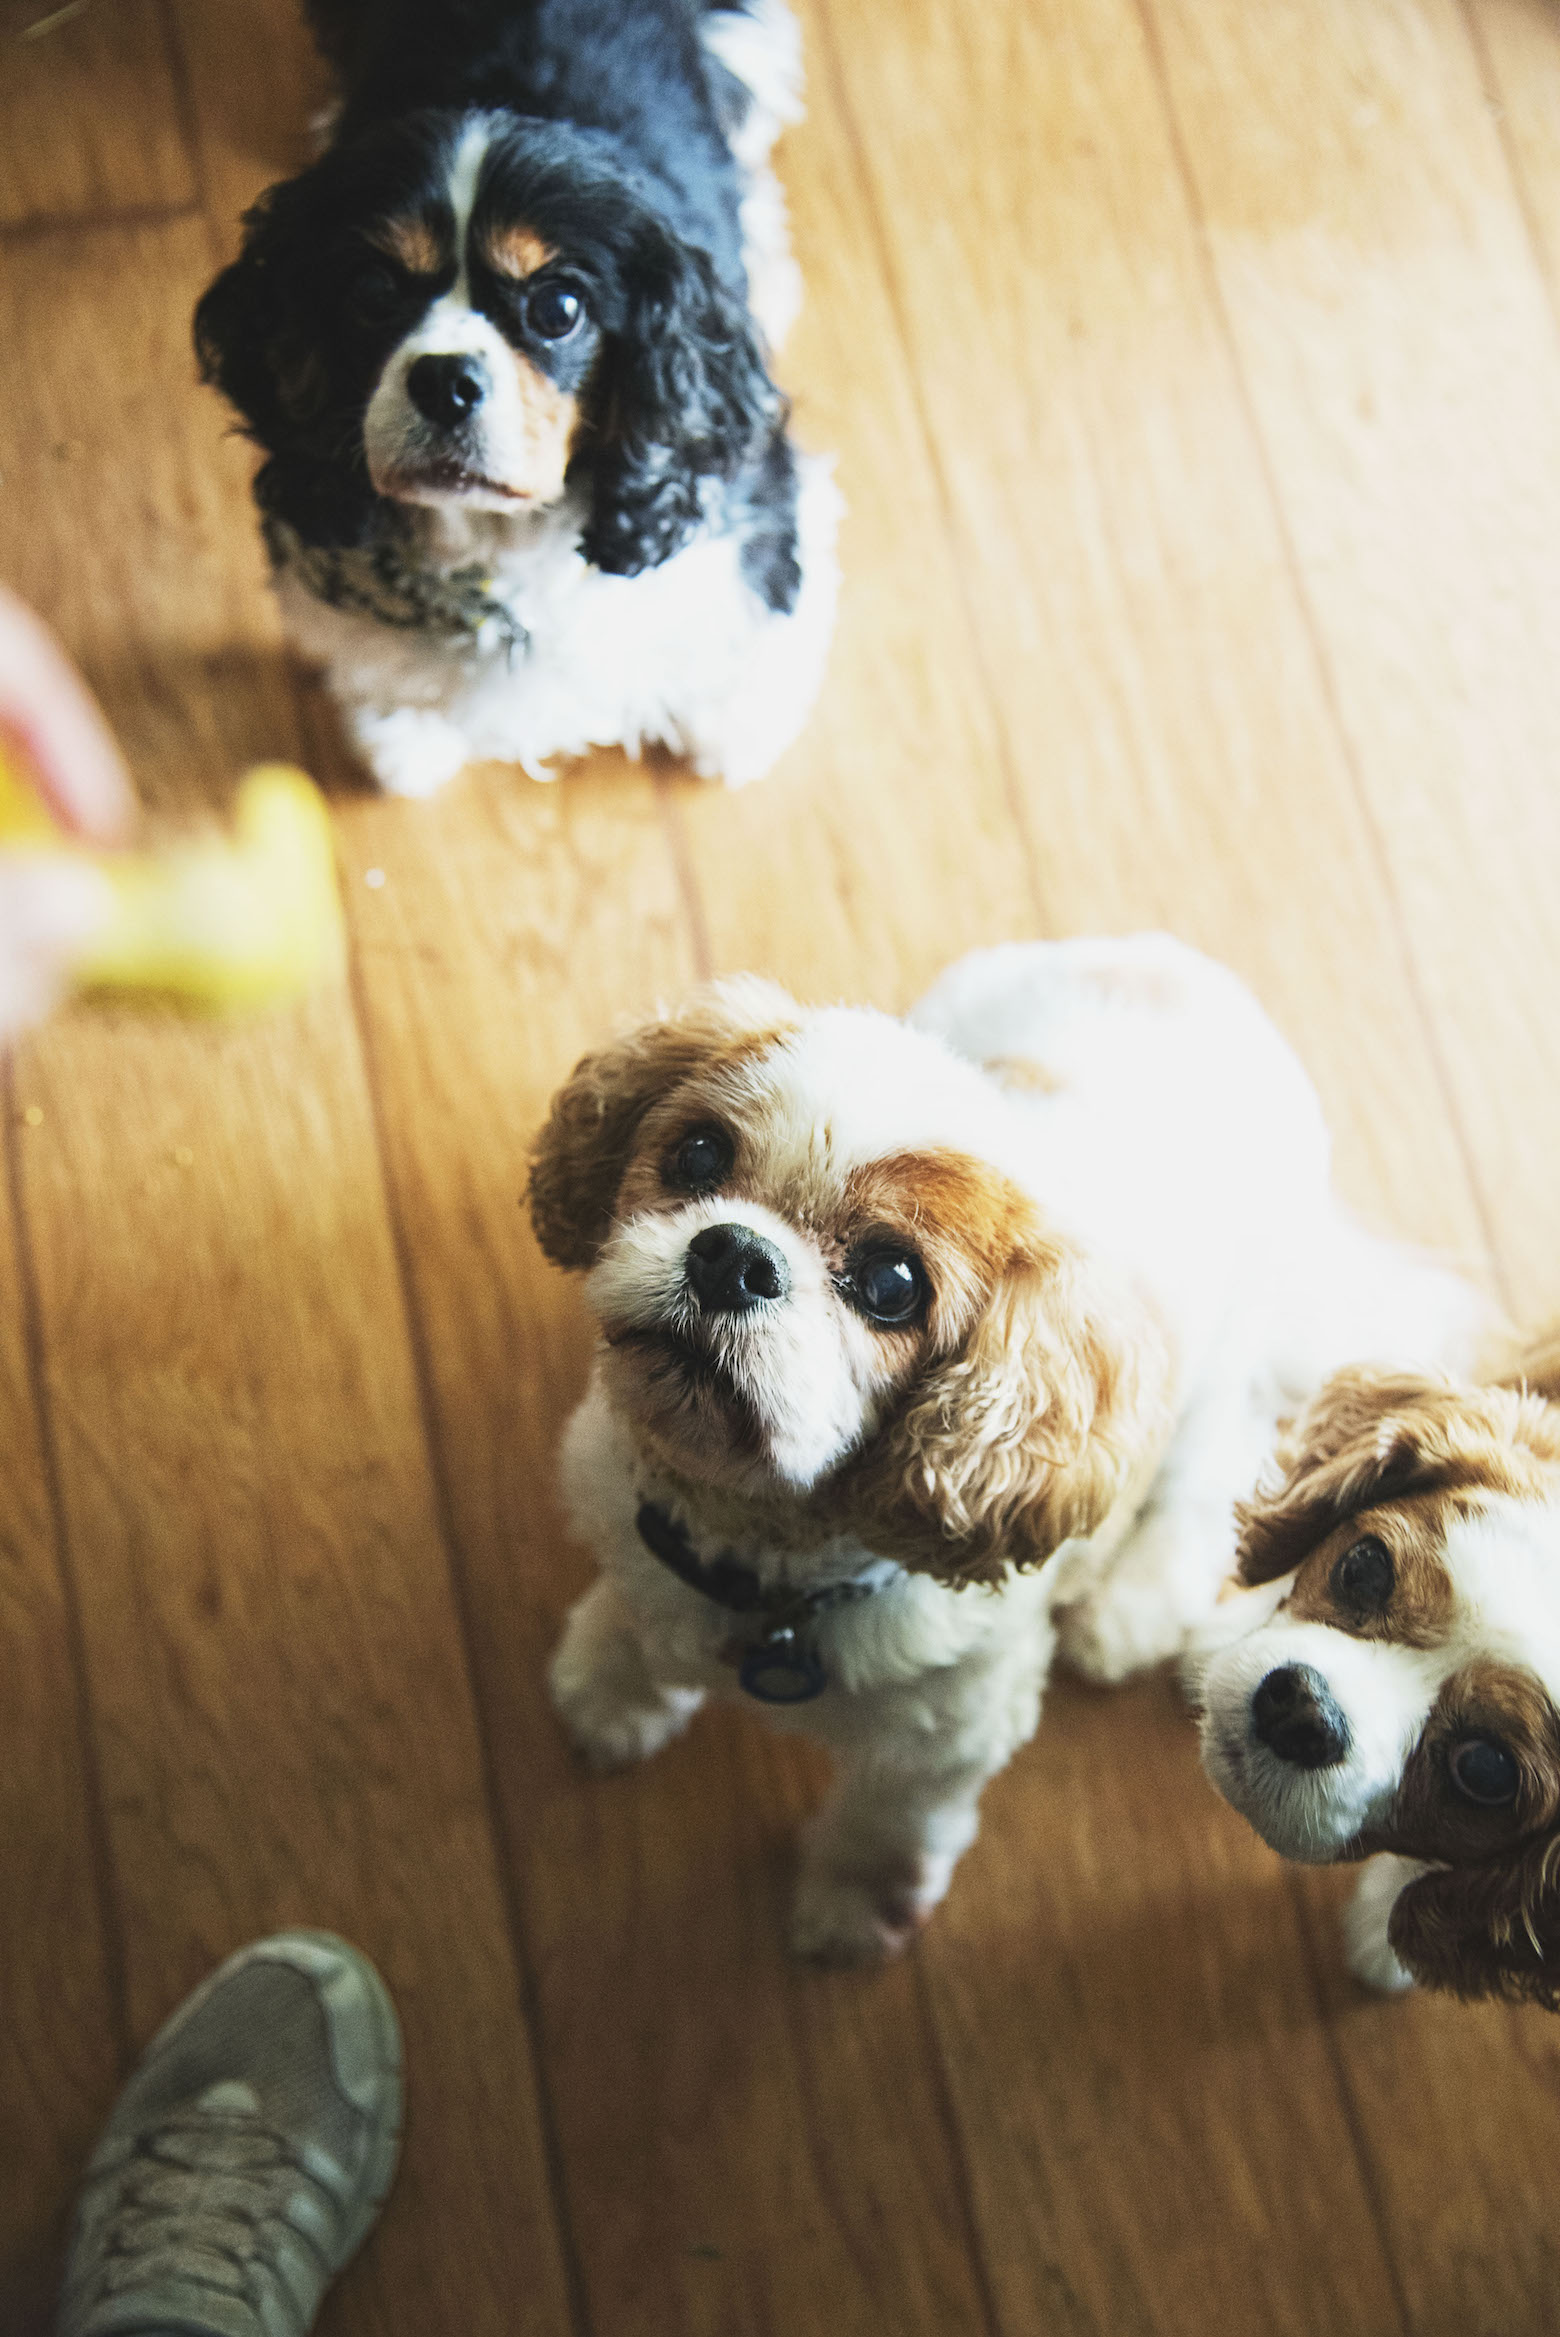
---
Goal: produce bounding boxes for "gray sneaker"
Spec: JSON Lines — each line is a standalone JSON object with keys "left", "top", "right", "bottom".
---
{"left": 58, "top": 1931, "right": 403, "bottom": 2337}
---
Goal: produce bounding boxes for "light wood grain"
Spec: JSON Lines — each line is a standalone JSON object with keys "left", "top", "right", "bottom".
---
{"left": 1147, "top": 0, "right": 1560, "bottom": 1314}
{"left": 1466, "top": 0, "right": 1560, "bottom": 312}
{"left": 0, "top": 0, "right": 195, "bottom": 232}
{"left": 679, "top": 0, "right": 1460, "bottom": 2322}
{"left": 1138, "top": 0, "right": 1560, "bottom": 2322}
{"left": 5, "top": 0, "right": 1560, "bottom": 2328}
{"left": 305, "top": 745, "right": 999, "bottom": 2337}
{"left": 0, "top": 1117, "right": 120, "bottom": 2337}
{"left": 797, "top": 0, "right": 1489, "bottom": 1266}
{"left": 0, "top": 215, "right": 577, "bottom": 2337}
{"left": 167, "top": 0, "right": 329, "bottom": 248}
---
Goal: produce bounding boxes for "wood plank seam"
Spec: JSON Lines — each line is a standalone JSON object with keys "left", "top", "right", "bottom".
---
{"left": 796, "top": 0, "right": 1058, "bottom": 936}
{"left": 1280, "top": 1869, "right": 1414, "bottom": 2337}
{"left": 330, "top": 762, "right": 599, "bottom": 2337}
{"left": 652, "top": 26, "right": 1047, "bottom": 2318}
{"left": 1456, "top": 0, "right": 1560, "bottom": 346}
{"left": 152, "top": 0, "right": 214, "bottom": 224}
{"left": 906, "top": 1951, "right": 1008, "bottom": 2337}
{"left": 795, "top": 8, "right": 1479, "bottom": 2324}
{"left": 1, "top": 1052, "right": 132, "bottom": 2078}
{"left": 0, "top": 200, "right": 201, "bottom": 251}
{"left": 654, "top": 773, "right": 717, "bottom": 983}
{"left": 1125, "top": 0, "right": 1507, "bottom": 1315}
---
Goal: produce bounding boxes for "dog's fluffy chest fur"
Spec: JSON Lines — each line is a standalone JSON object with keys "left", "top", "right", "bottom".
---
{"left": 560, "top": 1372, "right": 1051, "bottom": 1725}
{"left": 275, "top": 453, "right": 840, "bottom": 795}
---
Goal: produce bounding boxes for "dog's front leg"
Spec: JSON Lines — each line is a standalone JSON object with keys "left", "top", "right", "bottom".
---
{"left": 1056, "top": 1369, "right": 1281, "bottom": 1684}
{"left": 789, "top": 1748, "right": 993, "bottom": 1968}
{"left": 549, "top": 1578, "right": 704, "bottom": 1774}
{"left": 1344, "top": 1854, "right": 1425, "bottom": 1995}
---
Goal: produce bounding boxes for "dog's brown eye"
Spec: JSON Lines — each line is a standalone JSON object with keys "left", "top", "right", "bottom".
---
{"left": 846, "top": 1246, "right": 926, "bottom": 1328}
{"left": 525, "top": 281, "right": 584, "bottom": 340}
{"left": 1331, "top": 1535, "right": 1394, "bottom": 1613}
{"left": 351, "top": 261, "right": 408, "bottom": 323}
{"left": 666, "top": 1125, "right": 732, "bottom": 1193}
{"left": 1448, "top": 1735, "right": 1520, "bottom": 1807}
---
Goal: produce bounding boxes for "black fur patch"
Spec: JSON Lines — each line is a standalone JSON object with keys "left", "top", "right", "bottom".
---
{"left": 197, "top": 1, "right": 801, "bottom": 608}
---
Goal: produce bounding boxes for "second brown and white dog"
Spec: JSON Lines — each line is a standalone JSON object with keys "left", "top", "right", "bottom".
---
{"left": 530, "top": 936, "right": 1479, "bottom": 1962}
{"left": 1194, "top": 1330, "right": 1560, "bottom": 2006}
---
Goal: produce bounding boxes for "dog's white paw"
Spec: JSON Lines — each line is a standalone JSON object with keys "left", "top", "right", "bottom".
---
{"left": 1056, "top": 1576, "right": 1189, "bottom": 1685}
{"left": 549, "top": 1584, "right": 704, "bottom": 1774}
{"left": 351, "top": 706, "right": 472, "bottom": 798}
{"left": 1344, "top": 1856, "right": 1422, "bottom": 1996}
{"left": 788, "top": 1853, "right": 946, "bottom": 1968}
{"left": 549, "top": 1658, "right": 702, "bottom": 1775}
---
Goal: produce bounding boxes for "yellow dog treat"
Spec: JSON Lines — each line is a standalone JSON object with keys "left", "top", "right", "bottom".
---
{"left": 0, "top": 751, "right": 344, "bottom": 1011}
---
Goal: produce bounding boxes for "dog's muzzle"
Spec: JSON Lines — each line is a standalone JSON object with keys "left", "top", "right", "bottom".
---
{"left": 684, "top": 1223, "right": 790, "bottom": 1314}
{"left": 407, "top": 353, "right": 488, "bottom": 431}
{"left": 1250, "top": 1664, "right": 1352, "bottom": 1771}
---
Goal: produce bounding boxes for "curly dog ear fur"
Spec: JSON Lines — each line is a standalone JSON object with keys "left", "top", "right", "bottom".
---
{"left": 840, "top": 1232, "right": 1171, "bottom": 1587}
{"left": 195, "top": 170, "right": 381, "bottom": 548}
{"left": 1389, "top": 1836, "right": 1560, "bottom": 2006}
{"left": 528, "top": 977, "right": 797, "bottom": 1270}
{"left": 579, "top": 223, "right": 784, "bottom": 581}
{"left": 1234, "top": 1368, "right": 1560, "bottom": 1588}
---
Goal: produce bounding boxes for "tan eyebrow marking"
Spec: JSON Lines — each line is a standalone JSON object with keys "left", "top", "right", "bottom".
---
{"left": 366, "top": 215, "right": 446, "bottom": 276}
{"left": 481, "top": 224, "right": 557, "bottom": 280}
{"left": 498, "top": 353, "right": 581, "bottom": 504}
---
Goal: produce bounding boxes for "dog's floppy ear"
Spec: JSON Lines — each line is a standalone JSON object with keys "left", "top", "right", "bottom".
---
{"left": 528, "top": 976, "right": 796, "bottom": 1271}
{"left": 195, "top": 171, "right": 379, "bottom": 548}
{"left": 846, "top": 1233, "right": 1170, "bottom": 1587}
{"left": 1389, "top": 1836, "right": 1560, "bottom": 2007}
{"left": 579, "top": 224, "right": 784, "bottom": 583}
{"left": 1233, "top": 1367, "right": 1554, "bottom": 1588}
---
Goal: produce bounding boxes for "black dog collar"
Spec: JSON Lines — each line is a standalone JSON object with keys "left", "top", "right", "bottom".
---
{"left": 635, "top": 1501, "right": 875, "bottom": 1705}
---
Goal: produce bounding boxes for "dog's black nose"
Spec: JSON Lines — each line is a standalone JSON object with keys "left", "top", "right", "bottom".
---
{"left": 1251, "top": 1665, "right": 1351, "bottom": 1770}
{"left": 407, "top": 353, "right": 488, "bottom": 429}
{"left": 685, "top": 1224, "right": 789, "bottom": 1312}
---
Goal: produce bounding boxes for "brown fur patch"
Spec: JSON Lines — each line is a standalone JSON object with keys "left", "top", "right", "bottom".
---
{"left": 1390, "top": 1834, "right": 1560, "bottom": 2007}
{"left": 825, "top": 1162, "right": 1172, "bottom": 1585}
{"left": 480, "top": 223, "right": 557, "bottom": 280}
{"left": 367, "top": 214, "right": 446, "bottom": 276}
{"left": 534, "top": 1004, "right": 1172, "bottom": 1585}
{"left": 528, "top": 981, "right": 797, "bottom": 1269}
{"left": 1236, "top": 1337, "right": 1560, "bottom": 2005}
{"left": 1281, "top": 1489, "right": 1463, "bottom": 1648}
{"left": 1498, "top": 1325, "right": 1560, "bottom": 1417}
{"left": 842, "top": 1150, "right": 1037, "bottom": 1349}
{"left": 1385, "top": 1662, "right": 1560, "bottom": 2003}
{"left": 1236, "top": 1367, "right": 1560, "bottom": 1588}
{"left": 1383, "top": 1660, "right": 1560, "bottom": 1862}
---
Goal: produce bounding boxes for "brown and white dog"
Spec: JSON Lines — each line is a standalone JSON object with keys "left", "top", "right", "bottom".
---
{"left": 531, "top": 936, "right": 1479, "bottom": 1963}
{"left": 1193, "top": 1330, "right": 1560, "bottom": 2004}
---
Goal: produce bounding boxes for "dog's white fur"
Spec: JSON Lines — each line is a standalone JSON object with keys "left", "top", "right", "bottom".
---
{"left": 1192, "top": 1460, "right": 1560, "bottom": 1995}
{"left": 541, "top": 936, "right": 1481, "bottom": 1963}
{"left": 279, "top": 5, "right": 839, "bottom": 797}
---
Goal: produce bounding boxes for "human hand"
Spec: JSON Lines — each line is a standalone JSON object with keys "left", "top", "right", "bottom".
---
{"left": 0, "top": 587, "right": 133, "bottom": 1043}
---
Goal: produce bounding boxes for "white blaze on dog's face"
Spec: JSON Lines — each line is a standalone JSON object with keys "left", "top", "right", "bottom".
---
{"left": 529, "top": 981, "right": 1160, "bottom": 1580}
{"left": 195, "top": 103, "right": 787, "bottom": 599}
{"left": 361, "top": 118, "right": 595, "bottom": 513}
{"left": 1192, "top": 1364, "right": 1560, "bottom": 2002}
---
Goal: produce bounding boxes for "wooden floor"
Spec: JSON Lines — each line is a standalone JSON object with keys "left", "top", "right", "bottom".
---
{"left": 4, "top": 0, "right": 1560, "bottom": 2329}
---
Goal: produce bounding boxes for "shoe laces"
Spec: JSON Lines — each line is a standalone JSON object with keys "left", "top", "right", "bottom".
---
{"left": 92, "top": 2086, "right": 334, "bottom": 2299}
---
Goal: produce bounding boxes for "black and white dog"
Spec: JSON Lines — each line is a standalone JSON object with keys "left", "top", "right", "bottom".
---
{"left": 195, "top": 0, "right": 839, "bottom": 795}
